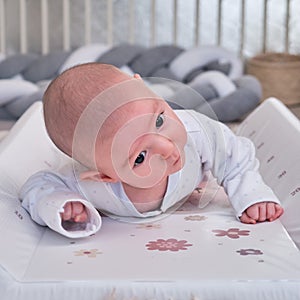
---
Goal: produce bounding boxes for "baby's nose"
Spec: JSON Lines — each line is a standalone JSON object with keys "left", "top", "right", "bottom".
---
{"left": 153, "top": 135, "right": 175, "bottom": 159}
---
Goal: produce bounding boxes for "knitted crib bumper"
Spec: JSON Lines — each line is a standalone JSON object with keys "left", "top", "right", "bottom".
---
{"left": 247, "top": 52, "right": 300, "bottom": 106}
{"left": 0, "top": 44, "right": 262, "bottom": 122}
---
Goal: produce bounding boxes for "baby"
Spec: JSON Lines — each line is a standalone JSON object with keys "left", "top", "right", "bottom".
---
{"left": 20, "top": 63, "right": 283, "bottom": 238}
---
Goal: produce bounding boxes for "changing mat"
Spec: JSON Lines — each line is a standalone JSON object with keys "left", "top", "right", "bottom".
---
{"left": 0, "top": 99, "right": 300, "bottom": 300}
{"left": 0, "top": 180, "right": 300, "bottom": 300}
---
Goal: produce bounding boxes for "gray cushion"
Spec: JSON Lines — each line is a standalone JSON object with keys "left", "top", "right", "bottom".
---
{"left": 129, "top": 45, "right": 183, "bottom": 76}
{"left": 0, "top": 54, "right": 38, "bottom": 78}
{"left": 97, "top": 43, "right": 145, "bottom": 67}
{"left": 22, "top": 51, "right": 71, "bottom": 82}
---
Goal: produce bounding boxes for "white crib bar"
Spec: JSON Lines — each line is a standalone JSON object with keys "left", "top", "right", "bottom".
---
{"left": 85, "top": 0, "right": 91, "bottom": 45}
{"left": 217, "top": 0, "right": 222, "bottom": 46}
{"left": 107, "top": 0, "right": 113, "bottom": 46}
{"left": 285, "top": 0, "right": 290, "bottom": 53}
{"left": 0, "top": 0, "right": 5, "bottom": 54}
{"left": 194, "top": 0, "right": 200, "bottom": 46}
{"left": 151, "top": 0, "right": 156, "bottom": 46}
{"left": 19, "top": 0, "right": 27, "bottom": 54}
{"left": 239, "top": 0, "right": 246, "bottom": 57}
{"left": 41, "top": 0, "right": 49, "bottom": 55}
{"left": 262, "top": 0, "right": 268, "bottom": 53}
{"left": 173, "top": 0, "right": 178, "bottom": 45}
{"left": 0, "top": 0, "right": 296, "bottom": 56}
{"left": 62, "top": 0, "right": 70, "bottom": 51}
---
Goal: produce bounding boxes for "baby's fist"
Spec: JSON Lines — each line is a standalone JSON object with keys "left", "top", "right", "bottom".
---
{"left": 61, "top": 201, "right": 88, "bottom": 223}
{"left": 240, "top": 202, "right": 284, "bottom": 224}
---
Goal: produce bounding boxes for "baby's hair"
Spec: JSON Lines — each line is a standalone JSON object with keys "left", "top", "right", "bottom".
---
{"left": 43, "top": 63, "right": 130, "bottom": 157}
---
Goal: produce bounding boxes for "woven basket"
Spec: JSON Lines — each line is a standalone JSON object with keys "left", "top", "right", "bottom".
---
{"left": 246, "top": 52, "right": 300, "bottom": 106}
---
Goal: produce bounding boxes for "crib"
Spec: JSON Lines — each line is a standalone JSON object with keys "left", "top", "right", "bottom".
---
{"left": 1, "top": 0, "right": 299, "bottom": 56}
{"left": 0, "top": 1, "right": 300, "bottom": 300}
{"left": 0, "top": 0, "right": 299, "bottom": 123}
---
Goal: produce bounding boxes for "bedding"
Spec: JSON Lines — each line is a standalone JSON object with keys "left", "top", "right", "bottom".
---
{"left": 0, "top": 98, "right": 299, "bottom": 300}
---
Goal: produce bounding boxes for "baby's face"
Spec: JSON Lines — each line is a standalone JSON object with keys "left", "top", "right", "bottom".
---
{"left": 97, "top": 98, "right": 187, "bottom": 189}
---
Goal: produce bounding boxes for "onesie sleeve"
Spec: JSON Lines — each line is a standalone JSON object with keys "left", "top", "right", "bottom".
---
{"left": 19, "top": 170, "right": 102, "bottom": 238}
{"left": 190, "top": 111, "right": 280, "bottom": 218}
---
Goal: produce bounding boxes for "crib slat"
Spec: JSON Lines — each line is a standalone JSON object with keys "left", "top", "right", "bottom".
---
{"left": 19, "top": 0, "right": 27, "bottom": 54}
{"left": 41, "top": 0, "right": 49, "bottom": 54}
{"left": 194, "top": 0, "right": 200, "bottom": 46}
{"left": 0, "top": 0, "right": 5, "bottom": 54}
{"left": 85, "top": 0, "right": 91, "bottom": 45}
{"left": 285, "top": 0, "right": 290, "bottom": 53}
{"left": 217, "top": 0, "right": 222, "bottom": 46}
{"left": 62, "top": 0, "right": 70, "bottom": 51}
{"left": 239, "top": 0, "right": 245, "bottom": 57}
{"left": 173, "top": 0, "right": 178, "bottom": 45}
{"left": 262, "top": 0, "right": 268, "bottom": 53}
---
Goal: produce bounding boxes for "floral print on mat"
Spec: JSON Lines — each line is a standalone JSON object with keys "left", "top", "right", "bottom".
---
{"left": 212, "top": 228, "right": 250, "bottom": 239}
{"left": 184, "top": 215, "right": 207, "bottom": 221}
{"left": 236, "top": 249, "right": 263, "bottom": 256}
{"left": 74, "top": 249, "right": 102, "bottom": 258}
{"left": 136, "top": 223, "right": 161, "bottom": 230}
{"left": 146, "top": 238, "right": 192, "bottom": 251}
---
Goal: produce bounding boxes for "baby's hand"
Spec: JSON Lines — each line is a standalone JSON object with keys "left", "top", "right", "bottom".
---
{"left": 61, "top": 201, "right": 88, "bottom": 223}
{"left": 240, "top": 202, "right": 284, "bottom": 224}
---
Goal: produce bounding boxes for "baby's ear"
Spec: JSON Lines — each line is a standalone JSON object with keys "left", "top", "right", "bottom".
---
{"left": 80, "top": 170, "right": 118, "bottom": 183}
{"left": 133, "top": 73, "right": 141, "bottom": 80}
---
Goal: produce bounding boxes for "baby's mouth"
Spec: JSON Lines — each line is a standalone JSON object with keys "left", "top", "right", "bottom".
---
{"left": 172, "top": 153, "right": 185, "bottom": 172}
{"left": 173, "top": 156, "right": 180, "bottom": 166}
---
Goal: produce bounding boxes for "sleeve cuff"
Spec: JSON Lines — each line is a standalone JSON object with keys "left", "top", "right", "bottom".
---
{"left": 37, "top": 193, "right": 102, "bottom": 238}
{"left": 233, "top": 186, "right": 281, "bottom": 219}
{"left": 226, "top": 171, "right": 281, "bottom": 219}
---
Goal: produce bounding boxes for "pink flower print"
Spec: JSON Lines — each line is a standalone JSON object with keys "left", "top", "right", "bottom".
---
{"left": 146, "top": 238, "right": 192, "bottom": 252}
{"left": 136, "top": 223, "right": 161, "bottom": 230}
{"left": 212, "top": 228, "right": 250, "bottom": 239}
{"left": 74, "top": 249, "right": 102, "bottom": 258}
{"left": 237, "top": 249, "right": 263, "bottom": 256}
{"left": 184, "top": 215, "right": 207, "bottom": 221}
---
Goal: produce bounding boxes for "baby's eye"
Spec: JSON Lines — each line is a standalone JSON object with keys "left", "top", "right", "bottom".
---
{"left": 156, "top": 113, "right": 165, "bottom": 128}
{"left": 134, "top": 151, "right": 146, "bottom": 166}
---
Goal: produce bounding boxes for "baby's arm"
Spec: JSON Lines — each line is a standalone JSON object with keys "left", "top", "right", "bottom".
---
{"left": 191, "top": 112, "right": 282, "bottom": 222}
{"left": 20, "top": 170, "right": 101, "bottom": 238}
{"left": 240, "top": 202, "right": 284, "bottom": 224}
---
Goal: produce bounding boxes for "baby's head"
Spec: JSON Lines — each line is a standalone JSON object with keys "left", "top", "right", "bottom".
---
{"left": 43, "top": 63, "right": 187, "bottom": 188}
{"left": 43, "top": 63, "right": 130, "bottom": 156}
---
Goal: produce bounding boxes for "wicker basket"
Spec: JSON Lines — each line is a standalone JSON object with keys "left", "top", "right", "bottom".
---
{"left": 246, "top": 52, "right": 300, "bottom": 106}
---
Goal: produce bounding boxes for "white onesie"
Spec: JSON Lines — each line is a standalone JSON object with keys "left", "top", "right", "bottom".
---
{"left": 20, "top": 110, "right": 280, "bottom": 238}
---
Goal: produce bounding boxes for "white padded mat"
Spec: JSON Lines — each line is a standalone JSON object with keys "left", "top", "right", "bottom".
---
{"left": 0, "top": 99, "right": 300, "bottom": 300}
